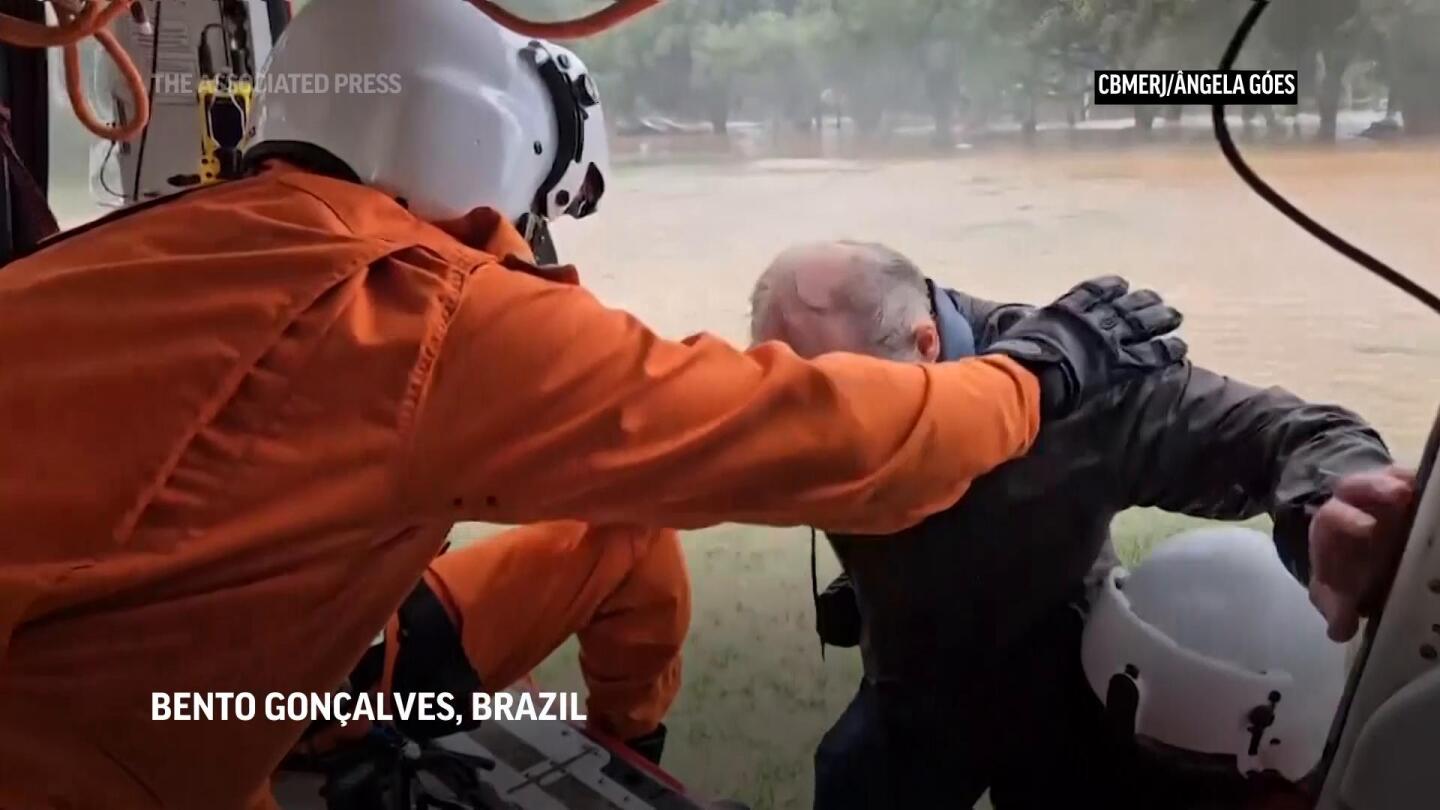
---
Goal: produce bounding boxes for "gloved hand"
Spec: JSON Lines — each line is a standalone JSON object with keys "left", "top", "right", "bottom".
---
{"left": 988, "top": 276, "right": 1186, "bottom": 420}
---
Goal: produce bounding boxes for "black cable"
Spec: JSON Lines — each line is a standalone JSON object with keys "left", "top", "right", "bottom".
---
{"left": 98, "top": 137, "right": 123, "bottom": 199}
{"left": 198, "top": 23, "right": 223, "bottom": 76}
{"left": 1211, "top": 0, "right": 1440, "bottom": 318}
{"left": 131, "top": 0, "right": 163, "bottom": 203}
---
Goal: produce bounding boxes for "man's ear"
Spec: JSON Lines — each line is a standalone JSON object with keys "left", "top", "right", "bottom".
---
{"left": 915, "top": 319, "right": 941, "bottom": 362}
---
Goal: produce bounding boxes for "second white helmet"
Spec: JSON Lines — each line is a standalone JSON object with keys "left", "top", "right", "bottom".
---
{"left": 1081, "top": 527, "right": 1347, "bottom": 782}
{"left": 245, "top": 0, "right": 609, "bottom": 225}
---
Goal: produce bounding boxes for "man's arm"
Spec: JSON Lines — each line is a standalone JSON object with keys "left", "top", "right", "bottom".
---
{"left": 399, "top": 262, "right": 1040, "bottom": 535}
{"left": 1113, "top": 363, "right": 1393, "bottom": 581}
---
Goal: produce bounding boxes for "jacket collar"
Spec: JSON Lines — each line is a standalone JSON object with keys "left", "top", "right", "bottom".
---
{"left": 929, "top": 282, "right": 1035, "bottom": 354}
{"left": 434, "top": 207, "right": 581, "bottom": 286}
{"left": 927, "top": 279, "right": 977, "bottom": 360}
{"left": 432, "top": 207, "right": 534, "bottom": 261}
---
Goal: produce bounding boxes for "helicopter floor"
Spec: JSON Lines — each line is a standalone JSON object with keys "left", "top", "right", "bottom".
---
{"left": 273, "top": 709, "right": 709, "bottom": 810}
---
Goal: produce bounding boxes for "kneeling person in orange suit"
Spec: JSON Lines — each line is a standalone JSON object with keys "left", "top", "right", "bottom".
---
{"left": 293, "top": 522, "right": 688, "bottom": 770}
{"left": 0, "top": 1, "right": 1188, "bottom": 807}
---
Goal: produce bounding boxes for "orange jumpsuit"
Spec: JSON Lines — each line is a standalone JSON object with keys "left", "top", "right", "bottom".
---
{"left": 0, "top": 164, "right": 1038, "bottom": 809}
{"left": 424, "top": 523, "right": 688, "bottom": 741}
{"left": 289, "top": 521, "right": 687, "bottom": 762}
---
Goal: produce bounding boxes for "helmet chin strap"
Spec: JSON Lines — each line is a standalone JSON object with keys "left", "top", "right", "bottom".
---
{"left": 518, "top": 214, "right": 560, "bottom": 265}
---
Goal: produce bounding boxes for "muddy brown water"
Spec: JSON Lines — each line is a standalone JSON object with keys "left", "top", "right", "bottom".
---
{"left": 555, "top": 141, "right": 1440, "bottom": 458}
{"left": 53, "top": 137, "right": 1440, "bottom": 456}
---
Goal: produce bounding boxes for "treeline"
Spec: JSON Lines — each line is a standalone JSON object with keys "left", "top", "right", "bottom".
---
{"left": 544, "top": 0, "right": 1440, "bottom": 141}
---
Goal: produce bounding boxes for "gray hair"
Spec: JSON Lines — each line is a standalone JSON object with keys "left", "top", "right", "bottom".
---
{"left": 750, "top": 241, "right": 931, "bottom": 360}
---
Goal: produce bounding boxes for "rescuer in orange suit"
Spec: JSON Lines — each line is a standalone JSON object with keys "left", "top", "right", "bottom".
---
{"left": 278, "top": 520, "right": 692, "bottom": 805}
{"left": 321, "top": 522, "right": 688, "bottom": 751}
{"left": 0, "top": 0, "right": 1188, "bottom": 807}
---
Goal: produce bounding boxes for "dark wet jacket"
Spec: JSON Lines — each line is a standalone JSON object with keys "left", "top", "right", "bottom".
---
{"left": 826, "top": 285, "right": 1393, "bottom": 694}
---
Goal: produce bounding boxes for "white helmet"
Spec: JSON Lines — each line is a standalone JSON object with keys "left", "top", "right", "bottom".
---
{"left": 245, "top": 0, "right": 609, "bottom": 226}
{"left": 1082, "top": 527, "right": 1347, "bottom": 782}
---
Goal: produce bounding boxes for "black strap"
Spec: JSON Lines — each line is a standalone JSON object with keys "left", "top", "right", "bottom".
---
{"left": 0, "top": 101, "right": 58, "bottom": 265}
{"left": 811, "top": 527, "right": 824, "bottom": 661}
{"left": 334, "top": 579, "right": 486, "bottom": 743}
{"left": 524, "top": 42, "right": 583, "bottom": 218}
{"left": 241, "top": 140, "right": 363, "bottom": 184}
{"left": 130, "top": 0, "right": 162, "bottom": 203}
{"left": 387, "top": 581, "right": 485, "bottom": 740}
{"left": 265, "top": 0, "right": 291, "bottom": 40}
{"left": 1105, "top": 667, "right": 1142, "bottom": 739}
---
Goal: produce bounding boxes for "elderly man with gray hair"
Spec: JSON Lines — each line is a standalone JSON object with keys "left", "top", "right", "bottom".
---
{"left": 749, "top": 242, "right": 1408, "bottom": 810}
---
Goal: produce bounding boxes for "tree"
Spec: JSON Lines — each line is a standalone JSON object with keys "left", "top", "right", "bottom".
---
{"left": 1078, "top": 0, "right": 1242, "bottom": 130}
{"left": 1365, "top": 0, "right": 1440, "bottom": 135}
{"left": 693, "top": 6, "right": 838, "bottom": 133}
{"left": 546, "top": 0, "right": 1425, "bottom": 142}
{"left": 563, "top": 0, "right": 707, "bottom": 124}
{"left": 1264, "top": 0, "right": 1364, "bottom": 141}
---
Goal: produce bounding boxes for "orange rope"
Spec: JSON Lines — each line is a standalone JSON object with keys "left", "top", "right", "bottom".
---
{"left": 0, "top": 0, "right": 660, "bottom": 145}
{"left": 61, "top": 14, "right": 149, "bottom": 141}
{"left": 0, "top": 1, "right": 114, "bottom": 48}
{"left": 2, "top": 1, "right": 147, "bottom": 141}
{"left": 465, "top": 0, "right": 662, "bottom": 39}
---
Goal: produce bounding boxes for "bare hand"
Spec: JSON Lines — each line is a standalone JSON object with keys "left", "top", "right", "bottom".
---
{"left": 1308, "top": 466, "right": 1417, "bottom": 642}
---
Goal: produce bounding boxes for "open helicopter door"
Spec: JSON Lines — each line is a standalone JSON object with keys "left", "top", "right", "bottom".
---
{"left": 1314, "top": 412, "right": 1440, "bottom": 810}
{"left": 93, "top": 0, "right": 289, "bottom": 205}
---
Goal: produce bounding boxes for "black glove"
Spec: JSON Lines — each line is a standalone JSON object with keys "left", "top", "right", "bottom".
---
{"left": 988, "top": 276, "right": 1186, "bottom": 420}
{"left": 625, "top": 722, "right": 668, "bottom": 766}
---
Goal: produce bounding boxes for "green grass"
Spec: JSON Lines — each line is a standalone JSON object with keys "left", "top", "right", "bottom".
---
{"left": 450, "top": 508, "right": 1272, "bottom": 810}
{"left": 1109, "top": 508, "right": 1271, "bottom": 567}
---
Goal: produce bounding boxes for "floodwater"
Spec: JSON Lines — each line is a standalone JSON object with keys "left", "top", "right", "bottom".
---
{"left": 48, "top": 112, "right": 1438, "bottom": 452}
{"left": 553, "top": 133, "right": 1440, "bottom": 458}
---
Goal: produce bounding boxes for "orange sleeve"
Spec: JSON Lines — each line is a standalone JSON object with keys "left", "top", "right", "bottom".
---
{"left": 400, "top": 263, "right": 1039, "bottom": 535}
